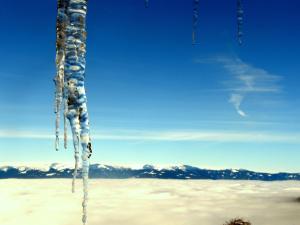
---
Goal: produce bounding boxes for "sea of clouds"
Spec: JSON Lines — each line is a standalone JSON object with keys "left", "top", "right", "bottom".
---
{"left": 0, "top": 179, "right": 300, "bottom": 225}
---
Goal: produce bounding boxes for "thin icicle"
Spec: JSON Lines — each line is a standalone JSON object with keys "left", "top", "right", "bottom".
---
{"left": 54, "top": 0, "right": 68, "bottom": 151}
{"left": 64, "top": 96, "right": 68, "bottom": 149}
{"left": 237, "top": 0, "right": 243, "bottom": 45}
{"left": 69, "top": 110, "right": 80, "bottom": 193}
{"left": 145, "top": 0, "right": 149, "bottom": 8}
{"left": 192, "top": 0, "right": 200, "bottom": 45}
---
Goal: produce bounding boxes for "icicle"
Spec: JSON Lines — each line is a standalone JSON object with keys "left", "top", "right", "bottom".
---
{"left": 69, "top": 110, "right": 80, "bottom": 193}
{"left": 63, "top": 89, "right": 68, "bottom": 149}
{"left": 54, "top": 0, "right": 68, "bottom": 151}
{"left": 55, "top": 0, "right": 92, "bottom": 224}
{"left": 237, "top": 0, "right": 243, "bottom": 45}
{"left": 65, "top": 0, "right": 92, "bottom": 223}
{"left": 64, "top": 95, "right": 68, "bottom": 149}
{"left": 145, "top": 0, "right": 149, "bottom": 8}
{"left": 192, "top": 0, "right": 200, "bottom": 45}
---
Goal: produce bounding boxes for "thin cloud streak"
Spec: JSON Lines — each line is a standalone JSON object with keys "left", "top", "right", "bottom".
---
{"left": 217, "top": 56, "right": 282, "bottom": 117}
{"left": 195, "top": 56, "right": 282, "bottom": 117}
{"left": 229, "top": 93, "right": 246, "bottom": 117}
{"left": 1, "top": 129, "right": 299, "bottom": 143}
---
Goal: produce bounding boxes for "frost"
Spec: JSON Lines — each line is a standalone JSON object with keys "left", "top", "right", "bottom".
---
{"left": 54, "top": 0, "right": 92, "bottom": 224}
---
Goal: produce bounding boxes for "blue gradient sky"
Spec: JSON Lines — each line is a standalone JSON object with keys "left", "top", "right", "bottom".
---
{"left": 0, "top": 0, "right": 300, "bottom": 172}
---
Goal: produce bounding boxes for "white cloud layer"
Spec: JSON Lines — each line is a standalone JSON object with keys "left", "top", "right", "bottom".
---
{"left": 1, "top": 179, "right": 300, "bottom": 225}
{"left": 1, "top": 129, "right": 300, "bottom": 143}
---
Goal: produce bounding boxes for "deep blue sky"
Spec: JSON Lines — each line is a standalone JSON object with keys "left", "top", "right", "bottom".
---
{"left": 0, "top": 0, "right": 300, "bottom": 172}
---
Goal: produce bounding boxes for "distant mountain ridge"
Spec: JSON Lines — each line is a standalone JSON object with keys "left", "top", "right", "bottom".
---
{"left": 1, "top": 163, "right": 300, "bottom": 180}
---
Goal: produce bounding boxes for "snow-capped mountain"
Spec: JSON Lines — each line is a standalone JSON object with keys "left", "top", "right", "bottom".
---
{"left": 1, "top": 163, "right": 299, "bottom": 180}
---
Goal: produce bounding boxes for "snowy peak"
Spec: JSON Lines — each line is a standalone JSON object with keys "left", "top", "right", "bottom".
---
{"left": 0, "top": 163, "right": 299, "bottom": 180}
{"left": 142, "top": 164, "right": 155, "bottom": 170}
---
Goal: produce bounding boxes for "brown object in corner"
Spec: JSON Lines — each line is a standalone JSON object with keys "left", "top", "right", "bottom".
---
{"left": 223, "top": 218, "right": 252, "bottom": 225}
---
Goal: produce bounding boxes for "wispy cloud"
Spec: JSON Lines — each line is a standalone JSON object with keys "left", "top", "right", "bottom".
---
{"left": 229, "top": 93, "right": 246, "bottom": 117}
{"left": 195, "top": 56, "right": 282, "bottom": 117}
{"left": 216, "top": 56, "right": 282, "bottom": 117}
{"left": 1, "top": 129, "right": 299, "bottom": 143}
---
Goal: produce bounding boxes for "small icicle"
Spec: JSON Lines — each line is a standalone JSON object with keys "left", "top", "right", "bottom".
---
{"left": 54, "top": 59, "right": 63, "bottom": 151}
{"left": 192, "top": 0, "right": 200, "bottom": 45}
{"left": 64, "top": 96, "right": 68, "bottom": 149}
{"left": 69, "top": 111, "right": 80, "bottom": 193}
{"left": 78, "top": 104, "right": 92, "bottom": 224}
{"left": 71, "top": 141, "right": 79, "bottom": 193}
{"left": 145, "top": 0, "right": 149, "bottom": 8}
{"left": 237, "top": 0, "right": 243, "bottom": 45}
{"left": 81, "top": 145, "right": 90, "bottom": 225}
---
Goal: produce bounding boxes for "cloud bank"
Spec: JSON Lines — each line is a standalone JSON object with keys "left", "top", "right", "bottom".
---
{"left": 1, "top": 129, "right": 300, "bottom": 143}
{"left": 1, "top": 179, "right": 300, "bottom": 225}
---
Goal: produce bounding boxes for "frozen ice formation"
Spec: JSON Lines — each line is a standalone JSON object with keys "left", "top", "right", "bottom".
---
{"left": 145, "top": 0, "right": 149, "bottom": 8}
{"left": 237, "top": 0, "right": 243, "bottom": 45}
{"left": 192, "top": 0, "right": 200, "bottom": 45}
{"left": 54, "top": 0, "right": 92, "bottom": 224}
{"left": 54, "top": 0, "right": 67, "bottom": 151}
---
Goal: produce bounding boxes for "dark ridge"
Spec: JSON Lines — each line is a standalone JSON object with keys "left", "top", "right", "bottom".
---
{"left": 1, "top": 164, "right": 300, "bottom": 180}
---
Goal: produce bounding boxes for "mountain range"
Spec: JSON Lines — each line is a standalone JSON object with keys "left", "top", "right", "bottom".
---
{"left": 1, "top": 163, "right": 300, "bottom": 180}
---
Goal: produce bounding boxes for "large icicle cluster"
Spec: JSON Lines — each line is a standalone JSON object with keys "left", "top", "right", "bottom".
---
{"left": 54, "top": 0, "right": 92, "bottom": 224}
{"left": 192, "top": 0, "right": 200, "bottom": 45}
{"left": 237, "top": 0, "right": 243, "bottom": 45}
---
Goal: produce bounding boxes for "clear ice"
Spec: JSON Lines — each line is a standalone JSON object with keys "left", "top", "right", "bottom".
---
{"left": 54, "top": 0, "right": 92, "bottom": 224}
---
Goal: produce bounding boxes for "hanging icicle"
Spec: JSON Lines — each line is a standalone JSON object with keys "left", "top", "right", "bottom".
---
{"left": 237, "top": 0, "right": 243, "bottom": 45}
{"left": 55, "top": 0, "right": 68, "bottom": 151}
{"left": 192, "top": 0, "right": 200, "bottom": 45}
{"left": 145, "top": 0, "right": 149, "bottom": 8}
{"left": 55, "top": 0, "right": 92, "bottom": 224}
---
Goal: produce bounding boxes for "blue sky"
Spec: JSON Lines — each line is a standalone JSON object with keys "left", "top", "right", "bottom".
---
{"left": 0, "top": 0, "right": 300, "bottom": 172}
